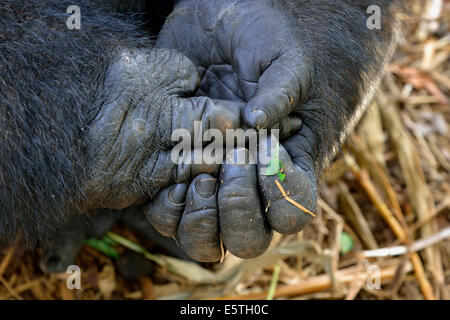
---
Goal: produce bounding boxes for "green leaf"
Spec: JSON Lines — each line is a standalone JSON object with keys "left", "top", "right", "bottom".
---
{"left": 101, "top": 234, "right": 118, "bottom": 246}
{"left": 277, "top": 160, "right": 286, "bottom": 181}
{"left": 106, "top": 232, "right": 167, "bottom": 267}
{"left": 85, "top": 237, "right": 120, "bottom": 259}
{"left": 339, "top": 232, "right": 354, "bottom": 255}
{"left": 264, "top": 143, "right": 281, "bottom": 176}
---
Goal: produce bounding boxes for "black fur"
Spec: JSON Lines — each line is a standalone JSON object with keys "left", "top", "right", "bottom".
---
{"left": 0, "top": 0, "right": 148, "bottom": 246}
{"left": 281, "top": 0, "right": 401, "bottom": 174}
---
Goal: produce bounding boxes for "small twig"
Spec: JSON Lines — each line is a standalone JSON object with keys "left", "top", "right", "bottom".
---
{"left": 347, "top": 156, "right": 435, "bottom": 300}
{"left": 0, "top": 275, "right": 22, "bottom": 300}
{"left": 363, "top": 227, "right": 450, "bottom": 258}
{"left": 318, "top": 199, "right": 344, "bottom": 292}
{"left": 380, "top": 100, "right": 443, "bottom": 299}
{"left": 411, "top": 197, "right": 450, "bottom": 233}
{"left": 275, "top": 180, "right": 316, "bottom": 217}
{"left": 0, "top": 246, "right": 14, "bottom": 278}
{"left": 139, "top": 277, "right": 156, "bottom": 300}
{"left": 219, "top": 234, "right": 225, "bottom": 264}
{"left": 337, "top": 181, "right": 378, "bottom": 250}
{"left": 349, "top": 164, "right": 406, "bottom": 242}
{"left": 266, "top": 265, "right": 281, "bottom": 300}
{"left": 216, "top": 260, "right": 409, "bottom": 300}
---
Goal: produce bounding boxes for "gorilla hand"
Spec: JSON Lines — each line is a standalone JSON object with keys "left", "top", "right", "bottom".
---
{"left": 151, "top": 0, "right": 319, "bottom": 258}
{"left": 154, "top": 0, "right": 399, "bottom": 258}
{"left": 146, "top": 139, "right": 317, "bottom": 262}
{"left": 82, "top": 48, "right": 242, "bottom": 210}
{"left": 156, "top": 0, "right": 310, "bottom": 130}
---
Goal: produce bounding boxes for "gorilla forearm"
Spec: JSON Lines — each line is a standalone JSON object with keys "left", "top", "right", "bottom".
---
{"left": 102, "top": 0, "right": 175, "bottom": 34}
{"left": 0, "top": 0, "right": 147, "bottom": 246}
{"left": 104, "top": 0, "right": 148, "bottom": 13}
{"left": 279, "top": 0, "right": 401, "bottom": 173}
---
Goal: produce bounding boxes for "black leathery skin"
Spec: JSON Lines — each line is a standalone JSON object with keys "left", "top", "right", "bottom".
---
{"left": 177, "top": 174, "right": 222, "bottom": 262}
{"left": 41, "top": 207, "right": 191, "bottom": 274}
{"left": 258, "top": 137, "right": 316, "bottom": 235}
{"left": 144, "top": 184, "right": 188, "bottom": 237}
{"left": 218, "top": 149, "right": 272, "bottom": 259}
{"left": 40, "top": 209, "right": 120, "bottom": 273}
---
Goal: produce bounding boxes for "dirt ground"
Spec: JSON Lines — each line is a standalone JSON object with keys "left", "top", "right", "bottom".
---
{"left": 0, "top": 1, "right": 449, "bottom": 300}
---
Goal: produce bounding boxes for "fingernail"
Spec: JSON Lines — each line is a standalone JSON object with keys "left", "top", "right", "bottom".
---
{"left": 169, "top": 184, "right": 188, "bottom": 204}
{"left": 253, "top": 109, "right": 268, "bottom": 128}
{"left": 196, "top": 178, "right": 217, "bottom": 198}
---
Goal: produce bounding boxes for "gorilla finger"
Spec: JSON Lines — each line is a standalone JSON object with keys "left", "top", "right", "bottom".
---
{"left": 172, "top": 97, "right": 243, "bottom": 146}
{"left": 141, "top": 149, "right": 220, "bottom": 196}
{"left": 40, "top": 210, "right": 120, "bottom": 273}
{"left": 40, "top": 224, "right": 86, "bottom": 274}
{"left": 144, "top": 183, "right": 188, "bottom": 237}
{"left": 174, "top": 151, "right": 221, "bottom": 183}
{"left": 243, "top": 53, "right": 310, "bottom": 129}
{"left": 41, "top": 237, "right": 83, "bottom": 273}
{"left": 178, "top": 174, "right": 222, "bottom": 262}
{"left": 271, "top": 116, "right": 302, "bottom": 140}
{"left": 219, "top": 148, "right": 272, "bottom": 259}
{"left": 258, "top": 136, "right": 317, "bottom": 234}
